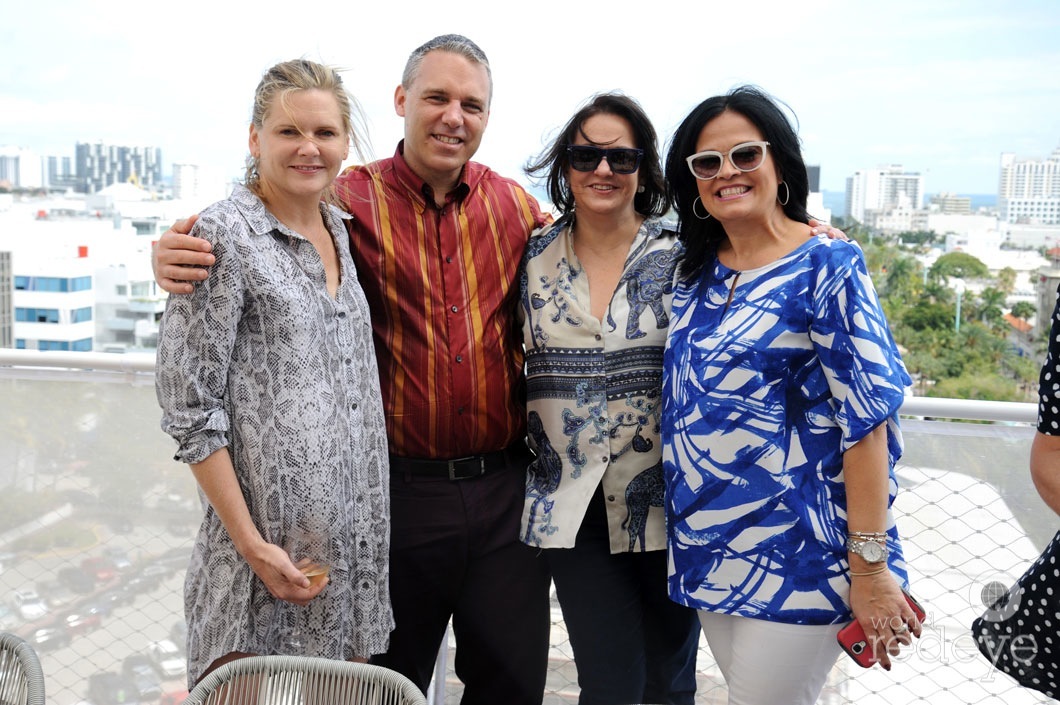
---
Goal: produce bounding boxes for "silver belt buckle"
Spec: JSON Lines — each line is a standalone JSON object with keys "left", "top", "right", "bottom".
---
{"left": 447, "top": 455, "right": 485, "bottom": 480}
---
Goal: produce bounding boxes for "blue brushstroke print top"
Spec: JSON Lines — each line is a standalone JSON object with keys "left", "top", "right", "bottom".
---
{"left": 662, "top": 235, "right": 912, "bottom": 625}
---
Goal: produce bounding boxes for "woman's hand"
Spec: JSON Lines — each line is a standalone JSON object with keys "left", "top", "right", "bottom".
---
{"left": 849, "top": 571, "right": 923, "bottom": 670}
{"left": 809, "top": 218, "right": 848, "bottom": 241}
{"left": 241, "top": 537, "right": 328, "bottom": 606}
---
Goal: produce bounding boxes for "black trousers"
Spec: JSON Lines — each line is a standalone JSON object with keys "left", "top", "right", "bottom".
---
{"left": 372, "top": 456, "right": 551, "bottom": 705}
{"left": 546, "top": 490, "right": 700, "bottom": 705}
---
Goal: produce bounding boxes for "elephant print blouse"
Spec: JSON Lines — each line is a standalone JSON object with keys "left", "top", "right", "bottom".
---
{"left": 662, "top": 235, "right": 911, "bottom": 625}
{"left": 519, "top": 214, "right": 682, "bottom": 553}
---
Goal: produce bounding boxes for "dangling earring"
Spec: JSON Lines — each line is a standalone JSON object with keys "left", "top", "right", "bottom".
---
{"left": 692, "top": 197, "right": 712, "bottom": 221}
{"left": 777, "top": 182, "right": 790, "bottom": 206}
{"left": 245, "top": 154, "right": 260, "bottom": 186}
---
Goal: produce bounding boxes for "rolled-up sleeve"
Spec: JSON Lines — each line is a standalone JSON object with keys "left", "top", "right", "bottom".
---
{"left": 156, "top": 212, "right": 245, "bottom": 464}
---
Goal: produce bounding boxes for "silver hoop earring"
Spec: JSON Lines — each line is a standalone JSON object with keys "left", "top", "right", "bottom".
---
{"left": 777, "top": 182, "right": 790, "bottom": 206}
{"left": 692, "top": 197, "right": 712, "bottom": 221}
{"left": 637, "top": 184, "right": 645, "bottom": 193}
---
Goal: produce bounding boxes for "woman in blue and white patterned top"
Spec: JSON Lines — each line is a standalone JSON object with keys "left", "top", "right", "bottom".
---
{"left": 661, "top": 86, "right": 919, "bottom": 704}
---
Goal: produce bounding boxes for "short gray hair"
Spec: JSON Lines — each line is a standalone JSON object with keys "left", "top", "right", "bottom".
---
{"left": 401, "top": 34, "right": 493, "bottom": 106}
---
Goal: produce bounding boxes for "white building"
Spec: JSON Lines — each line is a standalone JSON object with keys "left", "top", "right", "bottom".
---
{"left": 845, "top": 165, "right": 924, "bottom": 224}
{"left": 13, "top": 251, "right": 95, "bottom": 352}
{"left": 1001, "top": 222, "right": 1060, "bottom": 249}
{"left": 999, "top": 147, "right": 1060, "bottom": 225}
{"left": 0, "top": 187, "right": 175, "bottom": 352}
{"left": 171, "top": 162, "right": 229, "bottom": 208}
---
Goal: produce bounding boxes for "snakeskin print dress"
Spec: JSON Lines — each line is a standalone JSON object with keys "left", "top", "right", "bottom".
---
{"left": 156, "top": 185, "right": 392, "bottom": 685}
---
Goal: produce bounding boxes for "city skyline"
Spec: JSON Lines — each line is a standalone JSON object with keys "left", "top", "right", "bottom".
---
{"left": 1, "top": 1, "right": 1058, "bottom": 203}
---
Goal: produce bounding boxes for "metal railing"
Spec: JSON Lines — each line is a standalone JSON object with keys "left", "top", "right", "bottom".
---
{"left": 0, "top": 349, "right": 1053, "bottom": 704}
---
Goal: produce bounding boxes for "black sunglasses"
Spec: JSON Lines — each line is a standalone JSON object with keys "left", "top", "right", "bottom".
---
{"left": 566, "top": 145, "right": 644, "bottom": 175}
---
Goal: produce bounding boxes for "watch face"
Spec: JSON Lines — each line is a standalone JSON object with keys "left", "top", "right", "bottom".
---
{"left": 861, "top": 541, "right": 886, "bottom": 563}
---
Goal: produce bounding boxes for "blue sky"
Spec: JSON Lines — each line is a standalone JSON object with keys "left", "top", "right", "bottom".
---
{"left": 1, "top": 0, "right": 1058, "bottom": 198}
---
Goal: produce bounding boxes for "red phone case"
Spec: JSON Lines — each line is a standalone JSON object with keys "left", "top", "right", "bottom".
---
{"left": 838, "top": 588, "right": 925, "bottom": 668}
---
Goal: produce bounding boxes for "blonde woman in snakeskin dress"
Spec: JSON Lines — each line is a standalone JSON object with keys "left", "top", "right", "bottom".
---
{"left": 156, "top": 59, "right": 392, "bottom": 686}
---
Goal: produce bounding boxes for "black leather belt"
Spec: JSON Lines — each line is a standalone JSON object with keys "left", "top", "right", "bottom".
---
{"left": 389, "top": 444, "right": 525, "bottom": 481}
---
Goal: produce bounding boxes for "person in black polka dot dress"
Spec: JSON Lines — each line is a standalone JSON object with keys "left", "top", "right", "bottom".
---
{"left": 972, "top": 285, "right": 1060, "bottom": 699}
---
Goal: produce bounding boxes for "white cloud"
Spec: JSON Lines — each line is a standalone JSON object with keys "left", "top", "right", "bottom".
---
{"left": 1, "top": 0, "right": 1058, "bottom": 194}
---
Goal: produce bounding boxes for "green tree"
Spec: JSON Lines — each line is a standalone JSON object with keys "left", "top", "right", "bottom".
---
{"left": 928, "top": 252, "right": 990, "bottom": 282}
{"left": 930, "top": 372, "right": 1022, "bottom": 402}
{"left": 1011, "top": 301, "right": 1037, "bottom": 322}
{"left": 882, "top": 255, "right": 922, "bottom": 303}
{"left": 976, "top": 287, "right": 1006, "bottom": 324}
{"left": 996, "top": 267, "right": 1018, "bottom": 295}
{"left": 901, "top": 301, "right": 955, "bottom": 331}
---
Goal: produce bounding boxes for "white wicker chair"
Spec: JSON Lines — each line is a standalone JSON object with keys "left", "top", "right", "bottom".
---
{"left": 0, "top": 632, "right": 45, "bottom": 705}
{"left": 182, "top": 655, "right": 426, "bottom": 705}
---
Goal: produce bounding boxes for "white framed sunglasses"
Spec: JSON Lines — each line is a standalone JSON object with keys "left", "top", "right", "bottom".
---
{"left": 685, "top": 141, "right": 770, "bottom": 180}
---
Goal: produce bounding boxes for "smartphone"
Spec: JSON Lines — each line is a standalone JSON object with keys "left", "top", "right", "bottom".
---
{"left": 837, "top": 588, "right": 925, "bottom": 668}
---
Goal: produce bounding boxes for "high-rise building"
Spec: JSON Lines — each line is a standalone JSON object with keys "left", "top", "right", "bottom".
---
{"left": 1000, "top": 147, "right": 1060, "bottom": 225}
{"left": 75, "top": 142, "right": 162, "bottom": 194}
{"left": 0, "top": 146, "right": 43, "bottom": 189}
{"left": 806, "top": 165, "right": 821, "bottom": 193}
{"left": 845, "top": 165, "right": 924, "bottom": 224}
{"left": 172, "top": 163, "right": 199, "bottom": 201}
{"left": 46, "top": 154, "right": 79, "bottom": 191}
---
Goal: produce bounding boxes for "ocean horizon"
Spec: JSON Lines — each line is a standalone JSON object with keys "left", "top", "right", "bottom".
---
{"left": 821, "top": 190, "right": 998, "bottom": 220}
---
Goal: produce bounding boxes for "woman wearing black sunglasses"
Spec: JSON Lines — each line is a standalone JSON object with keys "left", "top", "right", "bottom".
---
{"left": 518, "top": 92, "right": 701, "bottom": 705}
{"left": 661, "top": 85, "right": 918, "bottom": 703}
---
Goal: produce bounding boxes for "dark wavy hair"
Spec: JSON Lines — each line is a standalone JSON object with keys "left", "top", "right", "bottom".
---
{"left": 525, "top": 92, "right": 666, "bottom": 218}
{"left": 665, "top": 85, "right": 810, "bottom": 281}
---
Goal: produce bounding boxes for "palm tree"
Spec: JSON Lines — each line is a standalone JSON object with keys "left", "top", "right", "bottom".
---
{"left": 1010, "top": 301, "right": 1036, "bottom": 323}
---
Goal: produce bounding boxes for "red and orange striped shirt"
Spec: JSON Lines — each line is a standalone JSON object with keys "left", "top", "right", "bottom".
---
{"left": 335, "top": 143, "right": 550, "bottom": 459}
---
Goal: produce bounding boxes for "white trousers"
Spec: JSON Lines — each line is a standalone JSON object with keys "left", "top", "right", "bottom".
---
{"left": 699, "top": 611, "right": 843, "bottom": 705}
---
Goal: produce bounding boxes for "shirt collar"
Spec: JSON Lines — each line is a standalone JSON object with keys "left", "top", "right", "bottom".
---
{"left": 229, "top": 183, "right": 351, "bottom": 239}
{"left": 393, "top": 141, "right": 474, "bottom": 210}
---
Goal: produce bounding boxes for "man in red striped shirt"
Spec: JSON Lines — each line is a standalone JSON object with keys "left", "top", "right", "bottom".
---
{"left": 154, "top": 34, "right": 552, "bottom": 705}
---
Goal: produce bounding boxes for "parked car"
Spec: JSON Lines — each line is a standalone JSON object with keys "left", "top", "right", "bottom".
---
{"left": 12, "top": 589, "right": 48, "bottom": 621}
{"left": 155, "top": 547, "right": 192, "bottom": 574}
{"left": 160, "top": 689, "right": 188, "bottom": 705}
{"left": 28, "top": 626, "right": 70, "bottom": 651}
{"left": 96, "top": 587, "right": 131, "bottom": 609}
{"left": 88, "top": 672, "right": 140, "bottom": 705}
{"left": 82, "top": 556, "right": 118, "bottom": 583}
{"left": 80, "top": 596, "right": 113, "bottom": 619}
{"left": 122, "top": 573, "right": 159, "bottom": 598}
{"left": 122, "top": 655, "right": 163, "bottom": 701}
{"left": 147, "top": 639, "right": 185, "bottom": 679}
{"left": 141, "top": 562, "right": 171, "bottom": 582}
{"left": 103, "top": 545, "right": 134, "bottom": 572}
{"left": 62, "top": 610, "right": 103, "bottom": 636}
{"left": 107, "top": 514, "right": 134, "bottom": 535}
{"left": 58, "top": 566, "right": 96, "bottom": 594}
